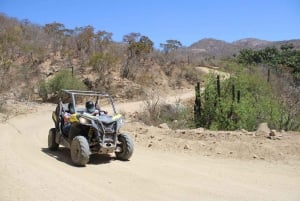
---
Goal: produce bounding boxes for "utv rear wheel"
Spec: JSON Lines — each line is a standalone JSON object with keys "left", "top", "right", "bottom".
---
{"left": 116, "top": 134, "right": 134, "bottom": 161}
{"left": 70, "top": 136, "right": 90, "bottom": 166}
{"left": 48, "top": 128, "right": 59, "bottom": 151}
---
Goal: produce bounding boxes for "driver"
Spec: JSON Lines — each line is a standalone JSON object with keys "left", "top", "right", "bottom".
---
{"left": 85, "top": 100, "right": 107, "bottom": 116}
{"left": 85, "top": 101, "right": 99, "bottom": 116}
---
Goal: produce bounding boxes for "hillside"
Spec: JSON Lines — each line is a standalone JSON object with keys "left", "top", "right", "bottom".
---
{"left": 188, "top": 38, "right": 239, "bottom": 57}
{"left": 232, "top": 38, "right": 272, "bottom": 48}
{"left": 0, "top": 14, "right": 300, "bottom": 132}
{"left": 188, "top": 38, "right": 300, "bottom": 58}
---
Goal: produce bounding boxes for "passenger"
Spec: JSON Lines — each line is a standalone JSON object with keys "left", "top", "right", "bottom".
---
{"left": 62, "top": 102, "right": 74, "bottom": 135}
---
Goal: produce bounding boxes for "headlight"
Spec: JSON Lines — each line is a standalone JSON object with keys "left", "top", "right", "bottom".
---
{"left": 118, "top": 117, "right": 124, "bottom": 125}
{"left": 116, "top": 117, "right": 124, "bottom": 131}
{"left": 79, "top": 117, "right": 91, "bottom": 125}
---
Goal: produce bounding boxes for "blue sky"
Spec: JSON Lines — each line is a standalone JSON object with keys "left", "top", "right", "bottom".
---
{"left": 1, "top": 0, "right": 299, "bottom": 47}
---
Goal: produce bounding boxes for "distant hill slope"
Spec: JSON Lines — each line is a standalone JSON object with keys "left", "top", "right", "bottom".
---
{"left": 188, "top": 38, "right": 300, "bottom": 58}
{"left": 188, "top": 38, "right": 239, "bottom": 57}
{"left": 232, "top": 38, "right": 272, "bottom": 48}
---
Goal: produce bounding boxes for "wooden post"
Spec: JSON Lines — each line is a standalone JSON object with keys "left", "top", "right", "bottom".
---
{"left": 71, "top": 66, "right": 74, "bottom": 78}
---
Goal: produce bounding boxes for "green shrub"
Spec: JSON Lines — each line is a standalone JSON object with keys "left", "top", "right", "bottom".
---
{"left": 38, "top": 70, "right": 86, "bottom": 101}
{"left": 198, "top": 67, "right": 287, "bottom": 131}
{"left": 38, "top": 79, "right": 48, "bottom": 101}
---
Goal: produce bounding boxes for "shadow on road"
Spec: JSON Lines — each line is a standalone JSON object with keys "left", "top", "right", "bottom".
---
{"left": 41, "top": 147, "right": 73, "bottom": 166}
{"left": 88, "top": 154, "right": 115, "bottom": 165}
{"left": 41, "top": 147, "right": 114, "bottom": 166}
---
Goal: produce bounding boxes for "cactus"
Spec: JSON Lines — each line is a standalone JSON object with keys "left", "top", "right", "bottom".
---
{"left": 194, "top": 82, "right": 202, "bottom": 127}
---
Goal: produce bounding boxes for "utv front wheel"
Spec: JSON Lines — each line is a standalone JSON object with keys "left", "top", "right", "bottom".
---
{"left": 116, "top": 134, "right": 134, "bottom": 161}
{"left": 48, "top": 128, "right": 59, "bottom": 151}
{"left": 70, "top": 136, "right": 90, "bottom": 166}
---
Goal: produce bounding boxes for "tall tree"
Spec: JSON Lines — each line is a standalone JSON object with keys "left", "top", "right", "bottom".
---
{"left": 121, "top": 33, "right": 154, "bottom": 79}
{"left": 123, "top": 33, "right": 154, "bottom": 58}
{"left": 138, "top": 36, "right": 154, "bottom": 55}
{"left": 123, "top": 32, "right": 141, "bottom": 58}
{"left": 160, "top": 39, "right": 182, "bottom": 54}
{"left": 94, "top": 30, "right": 113, "bottom": 52}
{"left": 75, "top": 25, "right": 95, "bottom": 55}
{"left": 74, "top": 26, "right": 95, "bottom": 63}
{"left": 43, "top": 22, "right": 65, "bottom": 54}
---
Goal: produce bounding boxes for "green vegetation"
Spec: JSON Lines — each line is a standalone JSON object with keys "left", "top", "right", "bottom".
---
{"left": 160, "top": 40, "right": 182, "bottom": 54}
{"left": 123, "top": 33, "right": 154, "bottom": 58}
{"left": 237, "top": 44, "right": 300, "bottom": 83}
{"left": 194, "top": 63, "right": 300, "bottom": 131}
{"left": 39, "top": 70, "right": 86, "bottom": 101}
{"left": 89, "top": 52, "right": 118, "bottom": 75}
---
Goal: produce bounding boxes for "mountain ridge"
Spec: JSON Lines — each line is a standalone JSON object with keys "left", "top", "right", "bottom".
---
{"left": 187, "top": 38, "right": 300, "bottom": 57}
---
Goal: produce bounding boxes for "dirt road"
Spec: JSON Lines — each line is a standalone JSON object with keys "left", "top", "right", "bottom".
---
{"left": 0, "top": 101, "right": 300, "bottom": 201}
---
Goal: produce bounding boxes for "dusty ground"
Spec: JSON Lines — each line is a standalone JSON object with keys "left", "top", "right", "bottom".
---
{"left": 0, "top": 91, "right": 300, "bottom": 201}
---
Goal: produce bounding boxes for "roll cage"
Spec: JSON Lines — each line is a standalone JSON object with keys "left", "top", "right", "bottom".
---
{"left": 60, "top": 89, "right": 117, "bottom": 115}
